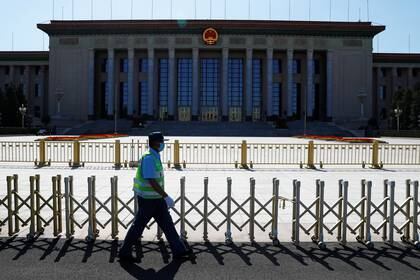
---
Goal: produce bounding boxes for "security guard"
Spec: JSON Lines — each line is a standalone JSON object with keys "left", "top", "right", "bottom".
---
{"left": 118, "top": 132, "right": 191, "bottom": 262}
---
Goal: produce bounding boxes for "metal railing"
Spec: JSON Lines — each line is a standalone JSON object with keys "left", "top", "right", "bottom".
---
{"left": 0, "top": 141, "right": 39, "bottom": 163}
{"left": 1, "top": 174, "right": 419, "bottom": 249}
{"left": 0, "top": 140, "right": 419, "bottom": 168}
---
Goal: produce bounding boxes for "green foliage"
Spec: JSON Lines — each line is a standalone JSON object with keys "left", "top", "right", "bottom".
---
{"left": 0, "top": 84, "right": 27, "bottom": 127}
{"left": 392, "top": 88, "right": 420, "bottom": 130}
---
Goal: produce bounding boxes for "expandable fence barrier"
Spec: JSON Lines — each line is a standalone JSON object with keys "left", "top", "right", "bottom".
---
{"left": 1, "top": 175, "right": 419, "bottom": 249}
{"left": 1, "top": 140, "right": 420, "bottom": 169}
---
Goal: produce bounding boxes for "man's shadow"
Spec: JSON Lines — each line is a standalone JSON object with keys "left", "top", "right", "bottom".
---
{"left": 119, "top": 258, "right": 188, "bottom": 280}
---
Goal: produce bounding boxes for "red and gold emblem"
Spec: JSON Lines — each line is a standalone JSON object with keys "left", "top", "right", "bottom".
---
{"left": 203, "top": 27, "right": 218, "bottom": 45}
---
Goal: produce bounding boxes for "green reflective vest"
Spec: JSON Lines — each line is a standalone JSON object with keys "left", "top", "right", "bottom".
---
{"left": 133, "top": 151, "right": 164, "bottom": 199}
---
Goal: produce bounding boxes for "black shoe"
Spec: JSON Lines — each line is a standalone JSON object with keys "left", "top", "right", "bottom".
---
{"left": 118, "top": 254, "right": 137, "bottom": 262}
{"left": 173, "top": 248, "right": 193, "bottom": 260}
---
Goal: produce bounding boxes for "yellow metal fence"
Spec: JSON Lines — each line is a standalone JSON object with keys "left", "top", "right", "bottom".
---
{"left": 0, "top": 140, "right": 419, "bottom": 168}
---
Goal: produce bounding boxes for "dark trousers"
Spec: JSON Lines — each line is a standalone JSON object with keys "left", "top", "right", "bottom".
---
{"left": 119, "top": 196, "right": 186, "bottom": 256}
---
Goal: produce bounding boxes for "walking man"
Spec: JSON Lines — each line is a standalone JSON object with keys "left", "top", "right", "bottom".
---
{"left": 118, "top": 131, "right": 191, "bottom": 262}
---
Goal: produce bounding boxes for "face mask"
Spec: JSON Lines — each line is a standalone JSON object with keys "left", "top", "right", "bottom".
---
{"left": 158, "top": 143, "right": 165, "bottom": 152}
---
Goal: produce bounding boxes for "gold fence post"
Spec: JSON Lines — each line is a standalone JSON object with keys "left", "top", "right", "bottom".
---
{"left": 307, "top": 141, "right": 316, "bottom": 169}
{"left": 241, "top": 140, "right": 248, "bottom": 169}
{"left": 38, "top": 139, "right": 46, "bottom": 167}
{"left": 371, "top": 140, "right": 380, "bottom": 169}
{"left": 72, "top": 140, "right": 80, "bottom": 168}
{"left": 174, "top": 140, "right": 181, "bottom": 169}
{"left": 114, "top": 140, "right": 121, "bottom": 168}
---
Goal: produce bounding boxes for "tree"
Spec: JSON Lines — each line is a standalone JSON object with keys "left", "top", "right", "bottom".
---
{"left": 392, "top": 88, "right": 420, "bottom": 130}
{"left": 0, "top": 84, "right": 27, "bottom": 127}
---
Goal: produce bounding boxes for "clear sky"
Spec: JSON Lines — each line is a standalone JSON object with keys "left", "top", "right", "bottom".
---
{"left": 0, "top": 0, "right": 418, "bottom": 53}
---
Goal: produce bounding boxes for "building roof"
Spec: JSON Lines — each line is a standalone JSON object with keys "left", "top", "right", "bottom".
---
{"left": 0, "top": 51, "right": 49, "bottom": 62}
{"left": 373, "top": 53, "right": 420, "bottom": 64}
{"left": 37, "top": 20, "right": 385, "bottom": 37}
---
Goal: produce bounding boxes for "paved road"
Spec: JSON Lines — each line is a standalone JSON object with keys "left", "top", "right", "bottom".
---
{"left": 1, "top": 237, "right": 419, "bottom": 280}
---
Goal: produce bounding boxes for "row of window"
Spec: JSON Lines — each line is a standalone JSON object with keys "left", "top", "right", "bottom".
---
{"left": 1, "top": 66, "right": 42, "bottom": 76}
{"left": 101, "top": 81, "right": 148, "bottom": 115}
{"left": 100, "top": 57, "right": 323, "bottom": 116}
{"left": 2, "top": 83, "right": 42, "bottom": 97}
{"left": 101, "top": 58, "right": 149, "bottom": 73}
{"left": 379, "top": 68, "right": 420, "bottom": 78}
{"left": 273, "top": 59, "right": 321, "bottom": 75}
{"left": 98, "top": 58, "right": 323, "bottom": 75}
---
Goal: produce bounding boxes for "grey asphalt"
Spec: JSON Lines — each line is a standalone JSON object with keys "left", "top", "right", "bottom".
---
{"left": 0, "top": 236, "right": 419, "bottom": 280}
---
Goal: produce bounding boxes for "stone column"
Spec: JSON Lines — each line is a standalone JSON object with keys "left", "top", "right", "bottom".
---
{"left": 408, "top": 67, "right": 413, "bottom": 89}
{"left": 391, "top": 67, "right": 398, "bottom": 96}
{"left": 326, "top": 50, "right": 333, "bottom": 119}
{"left": 287, "top": 49, "right": 294, "bottom": 117}
{"left": 147, "top": 48, "right": 155, "bottom": 117}
{"left": 266, "top": 48, "right": 273, "bottom": 118}
{"left": 306, "top": 49, "right": 314, "bottom": 118}
{"left": 40, "top": 66, "right": 47, "bottom": 118}
{"left": 246, "top": 48, "right": 253, "bottom": 120}
{"left": 222, "top": 48, "right": 229, "bottom": 120}
{"left": 192, "top": 48, "right": 199, "bottom": 120}
{"left": 23, "top": 66, "right": 30, "bottom": 98}
{"left": 107, "top": 49, "right": 115, "bottom": 117}
{"left": 9, "top": 65, "right": 15, "bottom": 84}
{"left": 127, "top": 48, "right": 135, "bottom": 117}
{"left": 168, "top": 48, "right": 176, "bottom": 119}
{"left": 87, "top": 49, "right": 95, "bottom": 118}
{"left": 374, "top": 67, "right": 381, "bottom": 119}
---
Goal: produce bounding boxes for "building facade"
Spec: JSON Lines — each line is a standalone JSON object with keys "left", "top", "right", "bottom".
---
{"left": 1, "top": 20, "right": 419, "bottom": 127}
{"left": 0, "top": 52, "right": 49, "bottom": 123}
{"left": 372, "top": 53, "right": 420, "bottom": 127}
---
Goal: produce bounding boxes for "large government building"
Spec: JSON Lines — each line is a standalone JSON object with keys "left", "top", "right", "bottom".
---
{"left": 1, "top": 20, "right": 420, "bottom": 127}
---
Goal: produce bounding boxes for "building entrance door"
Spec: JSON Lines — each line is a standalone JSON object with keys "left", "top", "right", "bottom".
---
{"left": 252, "top": 107, "right": 261, "bottom": 121}
{"left": 229, "top": 107, "right": 242, "bottom": 122}
{"left": 159, "top": 106, "right": 168, "bottom": 120}
{"left": 178, "top": 107, "right": 191, "bottom": 121}
{"left": 201, "top": 107, "right": 218, "bottom": 121}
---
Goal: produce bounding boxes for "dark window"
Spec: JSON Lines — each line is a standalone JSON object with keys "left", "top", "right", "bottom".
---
{"left": 139, "top": 81, "right": 148, "bottom": 115}
{"left": 139, "top": 59, "right": 148, "bottom": 73}
{"left": 35, "top": 66, "right": 40, "bottom": 75}
{"left": 100, "top": 82, "right": 108, "bottom": 117}
{"left": 273, "top": 59, "right": 282, "bottom": 74}
{"left": 200, "top": 58, "right": 220, "bottom": 107}
{"left": 34, "top": 106, "right": 41, "bottom": 118}
{"left": 252, "top": 59, "right": 262, "bottom": 108}
{"left": 379, "top": 86, "right": 386, "bottom": 100}
{"left": 381, "top": 68, "right": 387, "bottom": 77}
{"left": 413, "top": 69, "right": 418, "bottom": 77}
{"left": 119, "top": 82, "right": 128, "bottom": 117}
{"left": 101, "top": 59, "right": 108, "bottom": 73}
{"left": 380, "top": 108, "right": 387, "bottom": 120}
{"left": 120, "top": 58, "right": 128, "bottom": 73}
{"left": 34, "top": 84, "right": 40, "bottom": 97}
{"left": 397, "top": 68, "right": 402, "bottom": 77}
{"left": 5, "top": 66, "right": 10, "bottom": 75}
{"left": 293, "top": 59, "right": 301, "bottom": 74}
{"left": 314, "top": 59, "right": 320, "bottom": 75}
{"left": 158, "top": 59, "right": 169, "bottom": 107}
{"left": 272, "top": 83, "right": 281, "bottom": 116}
{"left": 177, "top": 58, "right": 192, "bottom": 106}
{"left": 228, "top": 58, "right": 243, "bottom": 107}
{"left": 19, "top": 66, "right": 24, "bottom": 75}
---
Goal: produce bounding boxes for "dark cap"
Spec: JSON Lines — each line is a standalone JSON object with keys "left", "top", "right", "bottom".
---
{"left": 148, "top": 131, "right": 169, "bottom": 143}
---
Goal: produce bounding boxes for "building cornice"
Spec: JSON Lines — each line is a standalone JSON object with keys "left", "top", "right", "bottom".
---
{"left": 37, "top": 19, "right": 385, "bottom": 37}
{"left": 373, "top": 53, "right": 420, "bottom": 64}
{"left": 0, "top": 51, "right": 49, "bottom": 62}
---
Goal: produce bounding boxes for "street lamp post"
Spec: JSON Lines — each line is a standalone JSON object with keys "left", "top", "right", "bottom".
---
{"left": 394, "top": 107, "right": 403, "bottom": 133}
{"left": 19, "top": 104, "right": 27, "bottom": 128}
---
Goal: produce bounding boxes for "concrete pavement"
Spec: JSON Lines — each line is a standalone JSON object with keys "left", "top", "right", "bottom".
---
{"left": 1, "top": 236, "right": 420, "bottom": 280}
